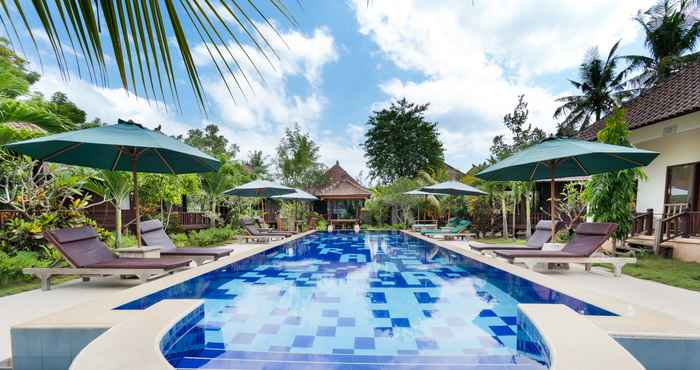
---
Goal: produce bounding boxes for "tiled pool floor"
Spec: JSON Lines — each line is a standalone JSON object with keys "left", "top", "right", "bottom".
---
{"left": 119, "top": 232, "right": 614, "bottom": 369}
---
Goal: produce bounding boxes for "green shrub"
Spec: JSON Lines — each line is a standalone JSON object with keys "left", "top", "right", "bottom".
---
{"left": 0, "top": 251, "right": 48, "bottom": 285}
{"left": 317, "top": 219, "right": 328, "bottom": 231}
{"left": 169, "top": 232, "right": 189, "bottom": 247}
{"left": 171, "top": 227, "right": 239, "bottom": 247}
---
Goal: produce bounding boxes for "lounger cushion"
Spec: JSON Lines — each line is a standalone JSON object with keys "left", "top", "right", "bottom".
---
{"left": 45, "top": 227, "right": 117, "bottom": 268}
{"left": 495, "top": 222, "right": 616, "bottom": 259}
{"left": 140, "top": 219, "right": 178, "bottom": 252}
{"left": 526, "top": 220, "right": 564, "bottom": 247}
{"left": 470, "top": 244, "right": 543, "bottom": 252}
{"left": 160, "top": 247, "right": 232, "bottom": 258}
{"left": 87, "top": 257, "right": 192, "bottom": 269}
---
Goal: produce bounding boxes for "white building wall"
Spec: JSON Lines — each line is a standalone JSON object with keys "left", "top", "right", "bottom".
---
{"left": 630, "top": 111, "right": 700, "bottom": 214}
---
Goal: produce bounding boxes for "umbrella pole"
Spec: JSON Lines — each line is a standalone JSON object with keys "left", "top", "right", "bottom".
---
{"left": 549, "top": 162, "right": 557, "bottom": 238}
{"left": 132, "top": 160, "right": 141, "bottom": 247}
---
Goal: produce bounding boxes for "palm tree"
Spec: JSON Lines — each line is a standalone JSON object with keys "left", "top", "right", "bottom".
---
{"left": 554, "top": 41, "right": 629, "bottom": 135}
{"left": 0, "top": 1, "right": 296, "bottom": 111}
{"left": 84, "top": 170, "right": 132, "bottom": 247}
{"left": 624, "top": 0, "right": 700, "bottom": 90}
{"left": 200, "top": 171, "right": 233, "bottom": 227}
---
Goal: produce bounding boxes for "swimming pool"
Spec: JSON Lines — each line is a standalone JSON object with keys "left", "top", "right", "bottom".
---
{"left": 118, "top": 231, "right": 615, "bottom": 369}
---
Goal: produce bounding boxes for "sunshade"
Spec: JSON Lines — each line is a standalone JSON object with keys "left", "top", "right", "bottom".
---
{"left": 224, "top": 179, "right": 295, "bottom": 197}
{"left": 271, "top": 188, "right": 318, "bottom": 201}
{"left": 5, "top": 119, "right": 220, "bottom": 245}
{"left": 403, "top": 189, "right": 437, "bottom": 196}
{"left": 420, "top": 180, "right": 487, "bottom": 196}
{"left": 476, "top": 137, "right": 659, "bottom": 235}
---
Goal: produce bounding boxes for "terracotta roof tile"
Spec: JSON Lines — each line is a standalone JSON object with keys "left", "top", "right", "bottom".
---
{"left": 578, "top": 59, "right": 700, "bottom": 141}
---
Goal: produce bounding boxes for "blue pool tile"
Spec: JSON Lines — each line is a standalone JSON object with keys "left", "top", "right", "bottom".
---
{"left": 259, "top": 324, "right": 280, "bottom": 335}
{"left": 332, "top": 348, "right": 354, "bottom": 355}
{"left": 230, "top": 333, "right": 256, "bottom": 345}
{"left": 316, "top": 326, "right": 336, "bottom": 337}
{"left": 391, "top": 318, "right": 410, "bottom": 328}
{"left": 292, "top": 335, "right": 315, "bottom": 348}
{"left": 270, "top": 308, "right": 288, "bottom": 316}
{"left": 373, "top": 327, "right": 393, "bottom": 337}
{"left": 501, "top": 316, "right": 517, "bottom": 325}
{"left": 366, "top": 292, "right": 387, "bottom": 304}
{"left": 354, "top": 337, "right": 375, "bottom": 350}
{"left": 284, "top": 316, "right": 302, "bottom": 325}
{"left": 322, "top": 309, "right": 339, "bottom": 318}
{"left": 446, "top": 317, "right": 466, "bottom": 326}
{"left": 269, "top": 346, "right": 290, "bottom": 352}
{"left": 372, "top": 309, "right": 390, "bottom": 318}
{"left": 423, "top": 309, "right": 437, "bottom": 317}
{"left": 479, "top": 309, "right": 497, "bottom": 317}
{"left": 415, "top": 337, "right": 439, "bottom": 350}
{"left": 490, "top": 325, "right": 516, "bottom": 336}
{"left": 431, "top": 327, "right": 453, "bottom": 337}
{"left": 337, "top": 317, "right": 356, "bottom": 327}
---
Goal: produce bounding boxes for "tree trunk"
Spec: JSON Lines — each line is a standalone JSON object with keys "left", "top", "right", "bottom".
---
{"left": 114, "top": 206, "right": 122, "bottom": 248}
{"left": 501, "top": 196, "right": 508, "bottom": 238}
{"left": 512, "top": 196, "right": 517, "bottom": 240}
{"left": 525, "top": 192, "right": 532, "bottom": 239}
{"left": 210, "top": 197, "right": 217, "bottom": 228}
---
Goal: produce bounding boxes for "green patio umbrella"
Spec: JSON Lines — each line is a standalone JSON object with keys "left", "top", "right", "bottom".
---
{"left": 224, "top": 180, "right": 295, "bottom": 221}
{"left": 476, "top": 137, "right": 659, "bottom": 235}
{"left": 271, "top": 189, "right": 317, "bottom": 231}
{"left": 404, "top": 189, "right": 441, "bottom": 221}
{"left": 419, "top": 181, "right": 486, "bottom": 221}
{"left": 5, "top": 119, "right": 221, "bottom": 245}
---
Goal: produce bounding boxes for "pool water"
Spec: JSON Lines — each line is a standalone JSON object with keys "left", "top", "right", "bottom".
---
{"left": 118, "top": 231, "right": 614, "bottom": 369}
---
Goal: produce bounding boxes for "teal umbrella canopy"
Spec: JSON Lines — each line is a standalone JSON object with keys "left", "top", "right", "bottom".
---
{"left": 5, "top": 119, "right": 220, "bottom": 173}
{"left": 224, "top": 180, "right": 295, "bottom": 197}
{"left": 476, "top": 137, "right": 659, "bottom": 181}
{"left": 271, "top": 188, "right": 318, "bottom": 201}
{"left": 404, "top": 190, "right": 437, "bottom": 196}
{"left": 420, "top": 180, "right": 487, "bottom": 196}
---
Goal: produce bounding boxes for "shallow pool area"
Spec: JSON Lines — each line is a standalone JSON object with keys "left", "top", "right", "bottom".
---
{"left": 117, "top": 231, "right": 615, "bottom": 369}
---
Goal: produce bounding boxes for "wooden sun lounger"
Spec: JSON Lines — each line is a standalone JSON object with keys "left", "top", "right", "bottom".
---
{"left": 25, "top": 226, "right": 193, "bottom": 291}
{"left": 430, "top": 233, "right": 474, "bottom": 241}
{"left": 495, "top": 222, "right": 636, "bottom": 277}
{"left": 140, "top": 219, "right": 233, "bottom": 265}
{"left": 469, "top": 220, "right": 564, "bottom": 253}
{"left": 237, "top": 234, "right": 285, "bottom": 243}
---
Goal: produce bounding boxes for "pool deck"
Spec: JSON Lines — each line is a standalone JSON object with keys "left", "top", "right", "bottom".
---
{"left": 4, "top": 231, "right": 700, "bottom": 369}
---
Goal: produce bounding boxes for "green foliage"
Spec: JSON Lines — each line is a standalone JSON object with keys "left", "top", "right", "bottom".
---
{"left": 183, "top": 124, "right": 239, "bottom": 159}
{"left": 0, "top": 251, "right": 48, "bottom": 285}
{"left": 46, "top": 92, "right": 86, "bottom": 127}
{"left": 584, "top": 109, "right": 645, "bottom": 242}
{"left": 84, "top": 170, "right": 133, "bottom": 247}
{"left": 276, "top": 123, "right": 328, "bottom": 188}
{"left": 554, "top": 41, "right": 629, "bottom": 135}
{"left": 625, "top": 0, "right": 700, "bottom": 89}
{"left": 247, "top": 150, "right": 270, "bottom": 180}
{"left": 316, "top": 219, "right": 328, "bottom": 231}
{"left": 0, "top": 125, "right": 42, "bottom": 145}
{"left": 0, "top": 98, "right": 74, "bottom": 132}
{"left": 0, "top": 38, "right": 39, "bottom": 98}
{"left": 363, "top": 98, "right": 444, "bottom": 184}
{"left": 170, "top": 227, "right": 239, "bottom": 247}
{"left": 489, "top": 95, "right": 546, "bottom": 161}
{"left": 139, "top": 173, "right": 200, "bottom": 227}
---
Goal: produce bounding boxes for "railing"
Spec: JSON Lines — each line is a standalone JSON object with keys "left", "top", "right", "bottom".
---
{"left": 664, "top": 203, "right": 688, "bottom": 217}
{"left": 658, "top": 211, "right": 700, "bottom": 244}
{"left": 630, "top": 208, "right": 655, "bottom": 236}
{"left": 177, "top": 212, "right": 209, "bottom": 230}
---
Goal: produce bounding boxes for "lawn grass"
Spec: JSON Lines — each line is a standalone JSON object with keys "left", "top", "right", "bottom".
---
{"left": 0, "top": 276, "right": 77, "bottom": 298}
{"left": 598, "top": 254, "right": 700, "bottom": 292}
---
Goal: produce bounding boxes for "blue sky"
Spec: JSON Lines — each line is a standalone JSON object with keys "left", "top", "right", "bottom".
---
{"left": 21, "top": 0, "right": 659, "bottom": 182}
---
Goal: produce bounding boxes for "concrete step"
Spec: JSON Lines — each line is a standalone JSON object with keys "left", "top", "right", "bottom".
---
{"left": 0, "top": 357, "right": 12, "bottom": 370}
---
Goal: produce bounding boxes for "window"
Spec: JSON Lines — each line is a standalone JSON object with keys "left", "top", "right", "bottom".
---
{"left": 666, "top": 164, "right": 693, "bottom": 204}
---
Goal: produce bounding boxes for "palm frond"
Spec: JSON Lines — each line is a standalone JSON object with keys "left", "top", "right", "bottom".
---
{"left": 0, "top": 1, "right": 296, "bottom": 113}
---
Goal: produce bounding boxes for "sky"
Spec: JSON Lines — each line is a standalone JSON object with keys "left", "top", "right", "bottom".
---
{"left": 19, "top": 0, "right": 659, "bottom": 183}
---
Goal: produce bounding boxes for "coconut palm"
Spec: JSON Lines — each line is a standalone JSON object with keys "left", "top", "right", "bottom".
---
{"left": 554, "top": 41, "right": 629, "bottom": 135}
{"left": 0, "top": 1, "right": 296, "bottom": 111}
{"left": 200, "top": 171, "right": 233, "bottom": 227}
{"left": 84, "top": 170, "right": 133, "bottom": 247}
{"left": 624, "top": 0, "right": 700, "bottom": 90}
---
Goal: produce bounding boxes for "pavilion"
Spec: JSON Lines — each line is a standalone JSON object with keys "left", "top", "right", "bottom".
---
{"left": 309, "top": 161, "right": 370, "bottom": 228}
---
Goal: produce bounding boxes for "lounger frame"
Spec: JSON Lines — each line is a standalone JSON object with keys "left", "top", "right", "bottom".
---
{"left": 23, "top": 265, "right": 190, "bottom": 291}
{"left": 509, "top": 256, "right": 636, "bottom": 277}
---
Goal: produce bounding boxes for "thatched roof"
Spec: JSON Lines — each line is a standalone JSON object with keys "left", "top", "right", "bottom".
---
{"left": 311, "top": 161, "right": 370, "bottom": 200}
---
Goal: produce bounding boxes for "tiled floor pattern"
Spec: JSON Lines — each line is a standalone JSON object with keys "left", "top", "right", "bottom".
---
{"left": 137, "top": 232, "right": 609, "bottom": 369}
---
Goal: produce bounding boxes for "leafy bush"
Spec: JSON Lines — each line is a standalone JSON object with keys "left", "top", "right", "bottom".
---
{"left": 316, "top": 219, "right": 328, "bottom": 231}
{"left": 168, "top": 227, "right": 239, "bottom": 247}
{"left": 0, "top": 251, "right": 48, "bottom": 285}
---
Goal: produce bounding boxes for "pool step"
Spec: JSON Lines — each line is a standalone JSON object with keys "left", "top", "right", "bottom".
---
{"left": 173, "top": 350, "right": 544, "bottom": 370}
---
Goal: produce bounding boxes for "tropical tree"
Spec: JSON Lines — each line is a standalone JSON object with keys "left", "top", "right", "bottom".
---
{"left": 490, "top": 95, "right": 546, "bottom": 161}
{"left": 84, "top": 171, "right": 132, "bottom": 247}
{"left": 182, "top": 124, "right": 239, "bottom": 159}
{"left": 0, "top": 2, "right": 296, "bottom": 111}
{"left": 584, "top": 108, "right": 646, "bottom": 249}
{"left": 275, "top": 124, "right": 327, "bottom": 188}
{"left": 554, "top": 41, "right": 629, "bottom": 135}
{"left": 247, "top": 150, "right": 270, "bottom": 180}
{"left": 0, "top": 38, "right": 40, "bottom": 98}
{"left": 363, "top": 98, "right": 444, "bottom": 184}
{"left": 624, "top": 0, "right": 700, "bottom": 90}
{"left": 200, "top": 171, "right": 233, "bottom": 228}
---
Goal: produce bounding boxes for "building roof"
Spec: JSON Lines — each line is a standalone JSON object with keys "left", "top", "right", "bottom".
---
{"left": 444, "top": 163, "right": 465, "bottom": 180}
{"left": 578, "top": 59, "right": 700, "bottom": 141}
{"left": 3, "top": 121, "right": 48, "bottom": 134}
{"left": 311, "top": 161, "right": 370, "bottom": 199}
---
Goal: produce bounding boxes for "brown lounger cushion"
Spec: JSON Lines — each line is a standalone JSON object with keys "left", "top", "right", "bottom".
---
{"left": 470, "top": 220, "right": 564, "bottom": 252}
{"left": 45, "top": 227, "right": 118, "bottom": 268}
{"left": 140, "top": 219, "right": 232, "bottom": 258}
{"left": 495, "top": 222, "right": 616, "bottom": 259}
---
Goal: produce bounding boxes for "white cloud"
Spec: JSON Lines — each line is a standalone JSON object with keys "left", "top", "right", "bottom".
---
{"left": 352, "top": 0, "right": 654, "bottom": 169}
{"left": 32, "top": 69, "right": 193, "bottom": 136}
